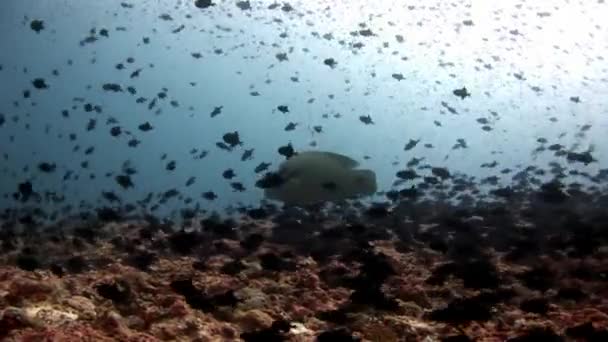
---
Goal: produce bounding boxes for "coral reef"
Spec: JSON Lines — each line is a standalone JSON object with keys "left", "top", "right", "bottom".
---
{"left": 1, "top": 204, "right": 608, "bottom": 341}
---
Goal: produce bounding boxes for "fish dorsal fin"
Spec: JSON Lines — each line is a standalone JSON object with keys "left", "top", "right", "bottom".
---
{"left": 315, "top": 152, "right": 359, "bottom": 169}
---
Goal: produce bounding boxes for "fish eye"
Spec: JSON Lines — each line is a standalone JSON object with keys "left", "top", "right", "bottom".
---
{"left": 321, "top": 182, "right": 338, "bottom": 190}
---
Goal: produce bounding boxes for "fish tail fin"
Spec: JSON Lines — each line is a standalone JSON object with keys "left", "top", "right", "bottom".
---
{"left": 350, "top": 169, "right": 377, "bottom": 195}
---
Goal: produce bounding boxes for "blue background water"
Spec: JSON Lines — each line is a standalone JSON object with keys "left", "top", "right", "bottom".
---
{"left": 1, "top": 0, "right": 607, "bottom": 218}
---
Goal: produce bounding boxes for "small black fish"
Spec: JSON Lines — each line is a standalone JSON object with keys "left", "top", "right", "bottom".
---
{"left": 566, "top": 151, "right": 594, "bottom": 165}
{"left": 399, "top": 186, "right": 419, "bottom": 199}
{"left": 128, "top": 138, "right": 140, "bottom": 147}
{"left": 284, "top": 122, "right": 298, "bottom": 131}
{"left": 554, "top": 150, "right": 567, "bottom": 157}
{"left": 191, "top": 52, "right": 202, "bottom": 59}
{"left": 404, "top": 139, "right": 420, "bottom": 151}
{"left": 441, "top": 101, "right": 458, "bottom": 114}
{"left": 162, "top": 188, "right": 179, "bottom": 200}
{"left": 548, "top": 144, "right": 563, "bottom": 151}
{"left": 277, "top": 105, "right": 289, "bottom": 113}
{"left": 431, "top": 167, "right": 451, "bottom": 180}
{"left": 359, "top": 115, "right": 374, "bottom": 125}
{"left": 453, "top": 87, "right": 471, "bottom": 99}
{"left": 122, "top": 163, "right": 137, "bottom": 175}
{"left": 236, "top": 0, "right": 251, "bottom": 10}
{"left": 423, "top": 176, "right": 439, "bottom": 185}
{"left": 115, "top": 174, "right": 134, "bottom": 189}
{"left": 202, "top": 191, "right": 217, "bottom": 200}
{"left": 102, "top": 191, "right": 120, "bottom": 202}
{"left": 396, "top": 169, "right": 418, "bottom": 180}
{"left": 30, "top": 20, "right": 45, "bottom": 33}
{"left": 16, "top": 181, "right": 34, "bottom": 202}
{"left": 79, "top": 35, "right": 98, "bottom": 46}
{"left": 130, "top": 69, "right": 142, "bottom": 78}
{"left": 38, "top": 162, "right": 56, "bottom": 173}
{"left": 194, "top": 0, "right": 215, "bottom": 9}
{"left": 210, "top": 106, "right": 223, "bottom": 118}
{"left": 138, "top": 122, "right": 153, "bottom": 132}
{"left": 278, "top": 143, "right": 295, "bottom": 159}
{"left": 172, "top": 25, "right": 185, "bottom": 34}
{"left": 222, "top": 131, "right": 242, "bottom": 148}
{"left": 197, "top": 150, "right": 209, "bottom": 159}
{"left": 231, "top": 182, "right": 246, "bottom": 192}
{"left": 148, "top": 98, "right": 157, "bottom": 110}
{"left": 491, "top": 187, "right": 514, "bottom": 199}
{"left": 110, "top": 126, "right": 122, "bottom": 137}
{"left": 452, "top": 138, "right": 468, "bottom": 149}
{"left": 166, "top": 160, "right": 176, "bottom": 171}
{"left": 216, "top": 142, "right": 232, "bottom": 151}
{"left": 241, "top": 149, "right": 254, "bottom": 161}
{"left": 186, "top": 177, "right": 196, "bottom": 186}
{"left": 86, "top": 119, "right": 97, "bottom": 132}
{"left": 392, "top": 73, "right": 404, "bottom": 81}
{"left": 324, "top": 58, "right": 337, "bottom": 68}
{"left": 32, "top": 78, "right": 48, "bottom": 89}
{"left": 102, "top": 83, "right": 123, "bottom": 92}
{"left": 222, "top": 169, "right": 236, "bottom": 179}
{"left": 276, "top": 52, "right": 288, "bottom": 62}
{"left": 254, "top": 162, "right": 271, "bottom": 173}
{"left": 62, "top": 171, "right": 72, "bottom": 181}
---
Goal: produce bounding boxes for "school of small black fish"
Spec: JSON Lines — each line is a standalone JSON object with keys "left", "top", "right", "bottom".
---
{"left": 0, "top": 0, "right": 606, "bottom": 226}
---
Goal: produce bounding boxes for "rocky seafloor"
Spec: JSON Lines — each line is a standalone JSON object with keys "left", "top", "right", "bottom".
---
{"left": 1, "top": 197, "right": 608, "bottom": 341}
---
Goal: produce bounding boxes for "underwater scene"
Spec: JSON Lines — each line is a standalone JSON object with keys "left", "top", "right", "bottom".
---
{"left": 1, "top": 0, "right": 608, "bottom": 340}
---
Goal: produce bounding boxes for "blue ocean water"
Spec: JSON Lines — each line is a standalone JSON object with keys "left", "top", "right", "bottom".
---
{"left": 0, "top": 0, "right": 607, "bottom": 221}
